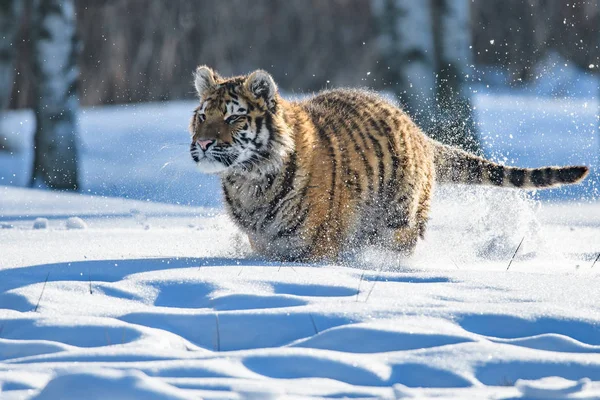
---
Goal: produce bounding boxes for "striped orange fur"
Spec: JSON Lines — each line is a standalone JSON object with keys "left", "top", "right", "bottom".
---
{"left": 189, "top": 66, "right": 589, "bottom": 261}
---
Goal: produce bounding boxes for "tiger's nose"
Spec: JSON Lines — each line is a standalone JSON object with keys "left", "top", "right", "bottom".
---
{"left": 196, "top": 139, "right": 215, "bottom": 150}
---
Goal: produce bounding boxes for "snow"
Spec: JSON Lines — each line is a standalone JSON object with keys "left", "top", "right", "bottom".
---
{"left": 32, "top": 369, "right": 192, "bottom": 400}
{"left": 31, "top": 218, "right": 48, "bottom": 230}
{"left": 65, "top": 217, "right": 87, "bottom": 230}
{"left": 1, "top": 90, "right": 600, "bottom": 398}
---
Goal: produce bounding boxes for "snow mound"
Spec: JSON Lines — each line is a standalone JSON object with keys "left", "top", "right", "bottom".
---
{"left": 516, "top": 377, "right": 593, "bottom": 399}
{"left": 32, "top": 218, "right": 48, "bottom": 230}
{"left": 31, "top": 369, "right": 190, "bottom": 400}
{"left": 66, "top": 216, "right": 88, "bottom": 230}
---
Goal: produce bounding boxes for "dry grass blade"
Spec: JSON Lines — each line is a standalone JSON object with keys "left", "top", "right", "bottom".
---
{"left": 34, "top": 272, "right": 50, "bottom": 312}
{"left": 365, "top": 260, "right": 387, "bottom": 303}
{"left": 277, "top": 261, "right": 297, "bottom": 273}
{"left": 591, "top": 253, "right": 600, "bottom": 269}
{"left": 364, "top": 282, "right": 376, "bottom": 302}
{"left": 309, "top": 313, "right": 319, "bottom": 335}
{"left": 506, "top": 236, "right": 525, "bottom": 271}
{"left": 450, "top": 258, "right": 460, "bottom": 270}
{"left": 356, "top": 271, "right": 365, "bottom": 302}
{"left": 364, "top": 276, "right": 380, "bottom": 303}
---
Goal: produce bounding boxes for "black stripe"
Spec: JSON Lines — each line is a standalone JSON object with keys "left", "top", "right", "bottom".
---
{"left": 443, "top": 152, "right": 462, "bottom": 183}
{"left": 544, "top": 167, "right": 555, "bottom": 186}
{"left": 486, "top": 164, "right": 504, "bottom": 186}
{"left": 253, "top": 116, "right": 265, "bottom": 150}
{"left": 347, "top": 168, "right": 362, "bottom": 196}
{"left": 263, "top": 173, "right": 277, "bottom": 192}
{"left": 254, "top": 116, "right": 263, "bottom": 136}
{"left": 557, "top": 166, "right": 586, "bottom": 183}
{"left": 190, "top": 143, "right": 200, "bottom": 162}
{"left": 341, "top": 106, "right": 375, "bottom": 197}
{"left": 381, "top": 120, "right": 401, "bottom": 201}
{"left": 276, "top": 207, "right": 310, "bottom": 238}
{"left": 222, "top": 184, "right": 251, "bottom": 230}
{"left": 465, "top": 158, "right": 483, "bottom": 184}
{"left": 509, "top": 169, "right": 526, "bottom": 187}
{"left": 247, "top": 150, "right": 272, "bottom": 165}
{"left": 364, "top": 117, "right": 385, "bottom": 199}
{"left": 262, "top": 152, "right": 297, "bottom": 227}
{"left": 530, "top": 168, "right": 551, "bottom": 187}
{"left": 265, "top": 112, "right": 274, "bottom": 141}
{"left": 212, "top": 152, "right": 233, "bottom": 167}
{"left": 315, "top": 100, "right": 371, "bottom": 200}
{"left": 275, "top": 182, "right": 310, "bottom": 227}
{"left": 225, "top": 175, "right": 236, "bottom": 186}
{"left": 318, "top": 125, "right": 337, "bottom": 211}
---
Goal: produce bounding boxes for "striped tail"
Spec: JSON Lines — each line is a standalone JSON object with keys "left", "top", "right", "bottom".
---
{"left": 432, "top": 142, "right": 589, "bottom": 189}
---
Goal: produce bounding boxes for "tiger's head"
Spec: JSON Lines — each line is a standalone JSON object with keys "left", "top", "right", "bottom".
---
{"left": 189, "top": 66, "right": 294, "bottom": 176}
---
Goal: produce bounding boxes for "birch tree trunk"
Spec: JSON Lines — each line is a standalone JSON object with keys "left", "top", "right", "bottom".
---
{"left": 30, "top": 0, "right": 80, "bottom": 190}
{"left": 373, "top": 0, "right": 480, "bottom": 154}
{"left": 432, "top": 0, "right": 481, "bottom": 155}
{"left": 372, "top": 0, "right": 437, "bottom": 132}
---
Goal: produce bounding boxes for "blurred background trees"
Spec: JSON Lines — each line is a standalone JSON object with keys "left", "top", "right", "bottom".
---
{"left": 7, "top": 0, "right": 597, "bottom": 109}
{"left": 0, "top": 1, "right": 23, "bottom": 116}
{"left": 373, "top": 0, "right": 480, "bottom": 154}
{"left": 29, "top": 0, "right": 80, "bottom": 190}
{"left": 1, "top": 0, "right": 598, "bottom": 191}
{"left": 1, "top": 0, "right": 80, "bottom": 190}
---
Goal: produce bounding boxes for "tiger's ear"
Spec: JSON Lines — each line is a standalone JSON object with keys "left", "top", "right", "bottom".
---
{"left": 245, "top": 70, "right": 278, "bottom": 111}
{"left": 194, "top": 65, "right": 219, "bottom": 98}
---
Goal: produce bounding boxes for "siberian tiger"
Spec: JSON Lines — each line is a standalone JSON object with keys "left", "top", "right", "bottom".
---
{"left": 189, "top": 66, "right": 589, "bottom": 261}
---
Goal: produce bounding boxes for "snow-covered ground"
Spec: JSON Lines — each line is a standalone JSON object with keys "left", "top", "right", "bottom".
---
{"left": 1, "top": 90, "right": 599, "bottom": 399}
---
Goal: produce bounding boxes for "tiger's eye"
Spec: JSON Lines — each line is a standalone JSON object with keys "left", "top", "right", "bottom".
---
{"left": 225, "top": 115, "right": 244, "bottom": 125}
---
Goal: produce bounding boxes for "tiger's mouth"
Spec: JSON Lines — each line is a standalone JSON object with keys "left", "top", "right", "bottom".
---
{"left": 190, "top": 140, "right": 236, "bottom": 174}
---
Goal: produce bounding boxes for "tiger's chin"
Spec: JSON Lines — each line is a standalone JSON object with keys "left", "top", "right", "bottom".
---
{"left": 195, "top": 160, "right": 230, "bottom": 174}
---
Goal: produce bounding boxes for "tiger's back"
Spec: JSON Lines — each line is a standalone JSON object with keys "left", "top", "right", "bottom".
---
{"left": 189, "top": 67, "right": 588, "bottom": 261}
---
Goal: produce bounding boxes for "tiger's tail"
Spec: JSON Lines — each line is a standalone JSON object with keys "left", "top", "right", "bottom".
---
{"left": 432, "top": 141, "right": 589, "bottom": 188}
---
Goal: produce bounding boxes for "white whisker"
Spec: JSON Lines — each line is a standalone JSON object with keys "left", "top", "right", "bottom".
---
{"left": 159, "top": 150, "right": 192, "bottom": 171}
{"left": 159, "top": 143, "right": 189, "bottom": 151}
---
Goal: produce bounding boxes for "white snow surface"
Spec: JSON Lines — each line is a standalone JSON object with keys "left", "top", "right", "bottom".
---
{"left": 1, "top": 93, "right": 600, "bottom": 399}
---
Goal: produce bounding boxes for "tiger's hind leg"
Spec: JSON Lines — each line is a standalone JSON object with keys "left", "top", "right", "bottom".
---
{"left": 391, "top": 226, "right": 420, "bottom": 256}
{"left": 381, "top": 194, "right": 420, "bottom": 256}
{"left": 385, "top": 179, "right": 433, "bottom": 257}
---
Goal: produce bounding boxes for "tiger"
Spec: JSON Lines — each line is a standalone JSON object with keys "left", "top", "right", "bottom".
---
{"left": 189, "top": 66, "right": 589, "bottom": 261}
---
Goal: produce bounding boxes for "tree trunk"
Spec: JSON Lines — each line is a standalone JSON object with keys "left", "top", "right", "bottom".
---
{"left": 0, "top": 0, "right": 24, "bottom": 150}
{"left": 372, "top": 0, "right": 437, "bottom": 132}
{"left": 29, "top": 0, "right": 80, "bottom": 190}
{"left": 431, "top": 0, "right": 481, "bottom": 155}
{"left": 373, "top": 0, "right": 480, "bottom": 154}
{"left": 0, "top": 0, "right": 23, "bottom": 111}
